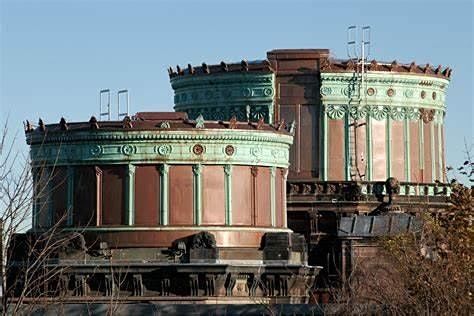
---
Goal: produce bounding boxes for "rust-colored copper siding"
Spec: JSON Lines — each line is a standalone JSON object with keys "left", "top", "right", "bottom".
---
{"left": 231, "top": 166, "right": 252, "bottom": 226}
{"left": 134, "top": 165, "right": 160, "bottom": 226}
{"left": 73, "top": 166, "right": 96, "bottom": 226}
{"left": 328, "top": 119, "right": 345, "bottom": 180}
{"left": 51, "top": 167, "right": 67, "bottom": 224}
{"left": 409, "top": 121, "right": 421, "bottom": 182}
{"left": 256, "top": 167, "right": 271, "bottom": 226}
{"left": 391, "top": 121, "right": 405, "bottom": 181}
{"left": 423, "top": 123, "right": 432, "bottom": 182}
{"left": 202, "top": 165, "right": 225, "bottom": 225}
{"left": 101, "top": 166, "right": 125, "bottom": 225}
{"left": 279, "top": 103, "right": 319, "bottom": 178}
{"left": 169, "top": 165, "right": 193, "bottom": 225}
{"left": 372, "top": 120, "right": 387, "bottom": 181}
{"left": 275, "top": 168, "right": 284, "bottom": 227}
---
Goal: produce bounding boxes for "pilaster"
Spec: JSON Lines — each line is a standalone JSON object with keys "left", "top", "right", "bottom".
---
{"left": 193, "top": 164, "right": 202, "bottom": 225}
{"left": 224, "top": 165, "right": 232, "bottom": 226}
{"left": 270, "top": 167, "right": 276, "bottom": 227}
{"left": 125, "top": 164, "right": 136, "bottom": 226}
{"left": 159, "top": 164, "right": 170, "bottom": 225}
{"left": 404, "top": 118, "right": 411, "bottom": 181}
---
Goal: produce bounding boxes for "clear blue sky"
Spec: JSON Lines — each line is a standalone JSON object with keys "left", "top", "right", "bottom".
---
{"left": 1, "top": 0, "right": 472, "bottom": 172}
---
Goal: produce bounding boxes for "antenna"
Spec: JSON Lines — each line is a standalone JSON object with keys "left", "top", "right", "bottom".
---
{"left": 99, "top": 89, "right": 111, "bottom": 121}
{"left": 347, "top": 25, "right": 357, "bottom": 61}
{"left": 117, "top": 90, "right": 130, "bottom": 119}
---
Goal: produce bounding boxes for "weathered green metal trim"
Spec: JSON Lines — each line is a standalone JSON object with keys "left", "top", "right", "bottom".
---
{"left": 366, "top": 115, "right": 373, "bottom": 180}
{"left": 431, "top": 122, "right": 436, "bottom": 182}
{"left": 66, "top": 166, "right": 74, "bottom": 226}
{"left": 159, "top": 164, "right": 169, "bottom": 225}
{"left": 28, "top": 130, "right": 293, "bottom": 168}
{"left": 437, "top": 123, "right": 443, "bottom": 181}
{"left": 224, "top": 165, "right": 232, "bottom": 226}
{"left": 386, "top": 118, "right": 392, "bottom": 177}
{"left": 321, "top": 105, "right": 328, "bottom": 181}
{"left": 192, "top": 164, "right": 202, "bottom": 225}
{"left": 404, "top": 117, "right": 411, "bottom": 181}
{"left": 270, "top": 167, "right": 276, "bottom": 227}
{"left": 344, "top": 113, "right": 350, "bottom": 181}
{"left": 321, "top": 72, "right": 449, "bottom": 111}
{"left": 170, "top": 72, "right": 275, "bottom": 122}
{"left": 125, "top": 164, "right": 136, "bottom": 226}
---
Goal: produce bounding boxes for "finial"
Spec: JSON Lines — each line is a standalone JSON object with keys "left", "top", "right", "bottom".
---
{"left": 59, "top": 117, "right": 68, "bottom": 130}
{"left": 228, "top": 116, "right": 237, "bottom": 129}
{"left": 277, "top": 119, "right": 285, "bottom": 131}
{"left": 188, "top": 64, "right": 195, "bottom": 75}
{"left": 288, "top": 120, "right": 296, "bottom": 135}
{"left": 89, "top": 116, "right": 99, "bottom": 129}
{"left": 241, "top": 60, "right": 248, "bottom": 71}
{"left": 220, "top": 61, "right": 228, "bottom": 72}
{"left": 424, "top": 63, "right": 432, "bottom": 74}
{"left": 176, "top": 65, "right": 183, "bottom": 75}
{"left": 123, "top": 116, "right": 133, "bottom": 128}
{"left": 195, "top": 114, "right": 205, "bottom": 128}
{"left": 38, "top": 118, "right": 45, "bottom": 132}
{"left": 202, "top": 63, "right": 210, "bottom": 74}
{"left": 409, "top": 62, "right": 417, "bottom": 72}
{"left": 434, "top": 65, "right": 442, "bottom": 74}
{"left": 24, "top": 120, "right": 33, "bottom": 132}
{"left": 256, "top": 116, "right": 264, "bottom": 129}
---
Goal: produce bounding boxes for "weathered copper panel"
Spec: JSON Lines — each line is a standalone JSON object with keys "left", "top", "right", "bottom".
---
{"left": 328, "top": 119, "right": 345, "bottom": 180}
{"left": 409, "top": 121, "right": 421, "bottom": 182}
{"left": 231, "top": 166, "right": 252, "bottom": 226}
{"left": 134, "top": 165, "right": 160, "bottom": 226}
{"left": 73, "top": 166, "right": 96, "bottom": 226}
{"left": 50, "top": 167, "right": 68, "bottom": 224}
{"left": 169, "top": 165, "right": 194, "bottom": 225}
{"left": 84, "top": 230, "right": 270, "bottom": 248}
{"left": 101, "top": 166, "right": 125, "bottom": 225}
{"left": 202, "top": 165, "right": 225, "bottom": 225}
{"left": 372, "top": 120, "right": 386, "bottom": 181}
{"left": 275, "top": 168, "right": 284, "bottom": 227}
{"left": 256, "top": 167, "right": 271, "bottom": 226}
{"left": 423, "top": 123, "right": 432, "bottom": 182}
{"left": 391, "top": 121, "right": 405, "bottom": 181}
{"left": 434, "top": 124, "right": 440, "bottom": 181}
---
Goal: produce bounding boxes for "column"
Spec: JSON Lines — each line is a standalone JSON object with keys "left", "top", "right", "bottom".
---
{"left": 419, "top": 120, "right": 424, "bottom": 182}
{"left": 125, "top": 164, "right": 136, "bottom": 226}
{"left": 159, "top": 164, "right": 169, "bottom": 225}
{"left": 431, "top": 122, "right": 436, "bottom": 182}
{"left": 224, "top": 165, "right": 232, "bottom": 226}
{"left": 66, "top": 166, "right": 74, "bottom": 226}
{"left": 438, "top": 122, "right": 443, "bottom": 182}
{"left": 95, "top": 166, "right": 103, "bottom": 226}
{"left": 192, "top": 164, "right": 202, "bottom": 225}
{"left": 270, "top": 166, "right": 276, "bottom": 227}
{"left": 281, "top": 168, "right": 288, "bottom": 227}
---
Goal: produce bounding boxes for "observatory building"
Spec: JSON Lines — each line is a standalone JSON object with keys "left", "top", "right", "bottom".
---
{"left": 8, "top": 47, "right": 452, "bottom": 309}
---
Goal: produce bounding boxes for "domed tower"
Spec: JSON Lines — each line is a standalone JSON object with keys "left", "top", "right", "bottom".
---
{"left": 10, "top": 112, "right": 319, "bottom": 305}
